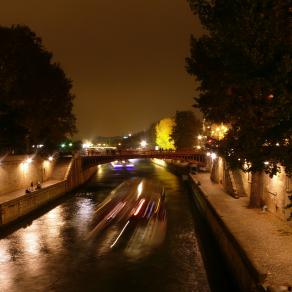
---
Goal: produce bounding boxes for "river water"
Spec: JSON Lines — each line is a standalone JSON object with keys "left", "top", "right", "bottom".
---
{"left": 0, "top": 159, "right": 236, "bottom": 291}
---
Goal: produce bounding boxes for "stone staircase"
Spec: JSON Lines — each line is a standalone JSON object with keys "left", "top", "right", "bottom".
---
{"left": 228, "top": 169, "right": 247, "bottom": 198}
{"left": 232, "top": 169, "right": 247, "bottom": 197}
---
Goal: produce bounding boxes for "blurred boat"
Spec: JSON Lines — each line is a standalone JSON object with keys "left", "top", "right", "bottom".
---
{"left": 86, "top": 178, "right": 167, "bottom": 257}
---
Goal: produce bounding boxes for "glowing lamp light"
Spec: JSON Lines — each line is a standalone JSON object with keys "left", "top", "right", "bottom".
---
{"left": 20, "top": 158, "right": 32, "bottom": 172}
{"left": 211, "top": 152, "right": 217, "bottom": 160}
{"left": 264, "top": 161, "right": 269, "bottom": 165}
{"left": 206, "top": 152, "right": 211, "bottom": 156}
{"left": 140, "top": 140, "right": 147, "bottom": 148}
{"left": 61, "top": 143, "right": 66, "bottom": 148}
{"left": 69, "top": 143, "right": 73, "bottom": 147}
{"left": 48, "top": 156, "right": 53, "bottom": 162}
{"left": 198, "top": 135, "right": 203, "bottom": 140}
{"left": 82, "top": 141, "right": 93, "bottom": 149}
{"left": 267, "top": 94, "right": 274, "bottom": 100}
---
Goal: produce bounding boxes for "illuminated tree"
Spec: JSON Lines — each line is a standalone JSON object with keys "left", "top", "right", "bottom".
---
{"left": 156, "top": 118, "right": 175, "bottom": 150}
{"left": 210, "top": 123, "right": 229, "bottom": 141}
{"left": 0, "top": 25, "right": 76, "bottom": 152}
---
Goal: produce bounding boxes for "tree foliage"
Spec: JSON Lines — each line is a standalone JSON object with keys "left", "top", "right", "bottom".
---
{"left": 187, "top": 0, "right": 292, "bottom": 176}
{"left": 0, "top": 25, "right": 76, "bottom": 152}
{"left": 171, "top": 111, "right": 201, "bottom": 150}
{"left": 156, "top": 118, "right": 175, "bottom": 150}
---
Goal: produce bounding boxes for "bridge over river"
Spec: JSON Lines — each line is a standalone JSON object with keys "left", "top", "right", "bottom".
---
{"left": 81, "top": 150, "right": 207, "bottom": 169}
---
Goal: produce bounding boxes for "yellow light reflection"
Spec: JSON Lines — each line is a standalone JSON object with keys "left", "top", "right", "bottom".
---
{"left": 0, "top": 264, "right": 13, "bottom": 291}
{"left": 75, "top": 199, "right": 95, "bottom": 236}
{"left": 44, "top": 206, "right": 63, "bottom": 240}
{"left": 20, "top": 223, "right": 40, "bottom": 256}
{"left": 0, "top": 239, "right": 11, "bottom": 264}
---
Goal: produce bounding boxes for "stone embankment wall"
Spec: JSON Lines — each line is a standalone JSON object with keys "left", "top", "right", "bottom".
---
{"left": 188, "top": 176, "right": 265, "bottom": 292}
{"left": 0, "top": 155, "right": 56, "bottom": 195}
{"left": 0, "top": 155, "right": 96, "bottom": 226}
{"left": 210, "top": 157, "right": 292, "bottom": 221}
{"left": 0, "top": 181, "right": 66, "bottom": 225}
{"left": 154, "top": 158, "right": 265, "bottom": 291}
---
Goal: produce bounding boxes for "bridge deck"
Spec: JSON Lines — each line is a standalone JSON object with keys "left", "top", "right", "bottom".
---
{"left": 81, "top": 150, "right": 206, "bottom": 169}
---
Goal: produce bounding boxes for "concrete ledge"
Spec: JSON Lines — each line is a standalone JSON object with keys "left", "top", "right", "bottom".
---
{"left": 0, "top": 157, "right": 97, "bottom": 227}
{"left": 190, "top": 173, "right": 292, "bottom": 291}
{"left": 189, "top": 177, "right": 265, "bottom": 291}
{"left": 0, "top": 181, "right": 66, "bottom": 226}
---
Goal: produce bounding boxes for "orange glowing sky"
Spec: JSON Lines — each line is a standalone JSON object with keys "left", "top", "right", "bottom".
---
{"left": 0, "top": 0, "right": 203, "bottom": 139}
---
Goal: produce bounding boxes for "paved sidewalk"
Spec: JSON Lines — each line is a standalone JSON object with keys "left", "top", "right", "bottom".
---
{"left": 0, "top": 180, "right": 62, "bottom": 205}
{"left": 193, "top": 173, "right": 292, "bottom": 288}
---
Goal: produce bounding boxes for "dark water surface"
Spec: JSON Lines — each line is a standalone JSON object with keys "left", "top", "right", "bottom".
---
{"left": 0, "top": 160, "right": 234, "bottom": 292}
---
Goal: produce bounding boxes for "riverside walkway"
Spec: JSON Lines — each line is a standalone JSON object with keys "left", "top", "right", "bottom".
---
{"left": 191, "top": 173, "right": 292, "bottom": 290}
{"left": 0, "top": 180, "right": 61, "bottom": 205}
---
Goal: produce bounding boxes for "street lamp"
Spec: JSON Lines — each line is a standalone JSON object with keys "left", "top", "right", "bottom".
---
{"left": 140, "top": 140, "right": 147, "bottom": 148}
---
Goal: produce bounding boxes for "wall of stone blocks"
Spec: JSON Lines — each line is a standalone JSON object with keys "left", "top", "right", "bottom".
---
{"left": 0, "top": 155, "right": 55, "bottom": 196}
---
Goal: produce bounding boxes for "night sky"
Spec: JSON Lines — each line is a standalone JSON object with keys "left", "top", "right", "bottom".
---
{"left": 0, "top": 0, "right": 203, "bottom": 139}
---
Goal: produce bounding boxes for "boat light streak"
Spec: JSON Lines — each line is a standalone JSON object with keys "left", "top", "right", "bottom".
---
{"left": 110, "top": 220, "right": 130, "bottom": 248}
{"left": 134, "top": 199, "right": 145, "bottom": 216}
{"left": 137, "top": 181, "right": 143, "bottom": 198}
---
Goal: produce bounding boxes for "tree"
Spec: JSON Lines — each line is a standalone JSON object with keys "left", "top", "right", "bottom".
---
{"left": 171, "top": 111, "right": 201, "bottom": 150}
{"left": 187, "top": 1, "right": 292, "bottom": 206}
{"left": 0, "top": 100, "right": 27, "bottom": 152}
{"left": 156, "top": 118, "right": 175, "bottom": 150}
{"left": 146, "top": 122, "right": 157, "bottom": 148}
{"left": 0, "top": 25, "right": 76, "bottom": 152}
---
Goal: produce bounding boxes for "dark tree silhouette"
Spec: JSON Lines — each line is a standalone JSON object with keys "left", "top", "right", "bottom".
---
{"left": 187, "top": 0, "right": 292, "bottom": 207}
{"left": 171, "top": 111, "right": 201, "bottom": 150}
{"left": 0, "top": 25, "right": 76, "bottom": 152}
{"left": 187, "top": 1, "right": 292, "bottom": 175}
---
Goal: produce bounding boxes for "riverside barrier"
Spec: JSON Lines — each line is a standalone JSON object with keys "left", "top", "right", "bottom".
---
{"left": 0, "top": 155, "right": 97, "bottom": 227}
{"left": 0, "top": 181, "right": 66, "bottom": 226}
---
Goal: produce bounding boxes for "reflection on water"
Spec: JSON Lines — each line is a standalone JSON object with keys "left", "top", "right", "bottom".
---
{"left": 0, "top": 159, "right": 210, "bottom": 292}
{"left": 0, "top": 239, "right": 10, "bottom": 264}
{"left": 21, "top": 223, "right": 40, "bottom": 256}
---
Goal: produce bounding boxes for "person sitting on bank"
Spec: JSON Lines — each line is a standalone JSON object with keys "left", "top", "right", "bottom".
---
{"left": 25, "top": 188, "right": 31, "bottom": 194}
{"left": 36, "top": 181, "right": 42, "bottom": 190}
{"left": 29, "top": 182, "right": 34, "bottom": 191}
